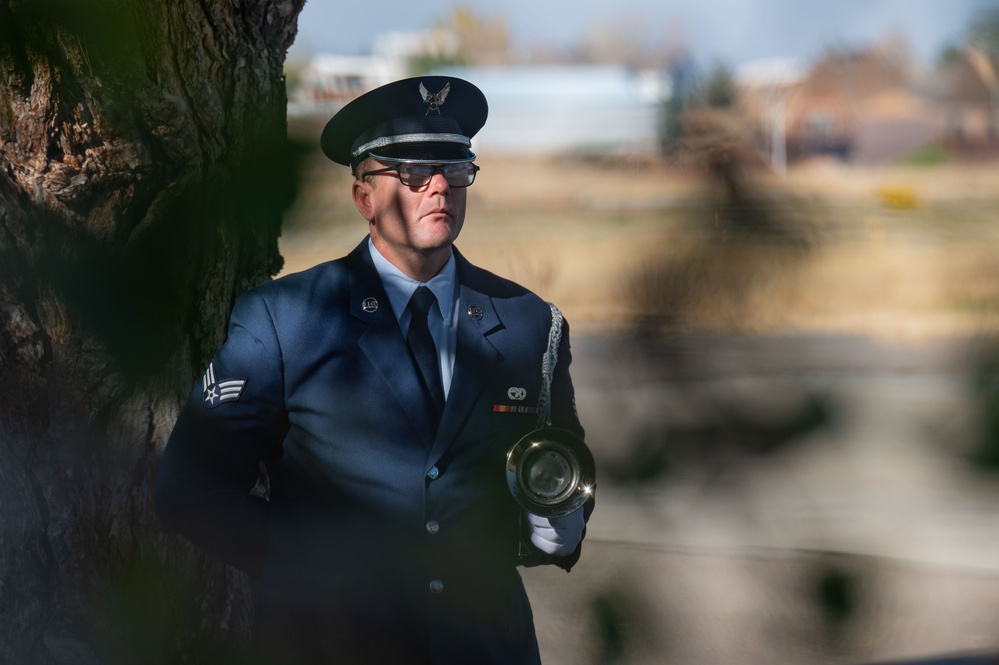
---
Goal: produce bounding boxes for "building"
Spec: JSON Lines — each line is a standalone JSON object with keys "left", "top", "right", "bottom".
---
{"left": 429, "top": 65, "right": 671, "bottom": 155}
{"left": 289, "top": 27, "right": 458, "bottom": 117}
{"left": 921, "top": 47, "right": 999, "bottom": 154}
{"left": 738, "top": 42, "right": 999, "bottom": 167}
{"left": 295, "top": 54, "right": 399, "bottom": 106}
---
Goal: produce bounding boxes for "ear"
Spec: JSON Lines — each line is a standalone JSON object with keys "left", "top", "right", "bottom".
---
{"left": 352, "top": 178, "right": 376, "bottom": 223}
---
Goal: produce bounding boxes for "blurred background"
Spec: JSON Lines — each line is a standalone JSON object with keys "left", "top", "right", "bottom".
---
{"left": 281, "top": 2, "right": 999, "bottom": 663}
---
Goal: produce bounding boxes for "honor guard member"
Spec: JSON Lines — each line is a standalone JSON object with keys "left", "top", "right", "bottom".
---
{"left": 155, "top": 76, "right": 594, "bottom": 665}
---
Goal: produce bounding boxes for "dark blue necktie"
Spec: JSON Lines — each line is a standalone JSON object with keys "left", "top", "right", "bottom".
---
{"left": 407, "top": 286, "right": 445, "bottom": 421}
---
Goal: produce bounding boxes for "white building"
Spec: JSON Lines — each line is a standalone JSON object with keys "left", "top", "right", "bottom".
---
{"left": 290, "top": 27, "right": 460, "bottom": 117}
{"left": 290, "top": 28, "right": 674, "bottom": 155}
{"left": 293, "top": 55, "right": 398, "bottom": 107}
{"left": 431, "top": 65, "right": 671, "bottom": 155}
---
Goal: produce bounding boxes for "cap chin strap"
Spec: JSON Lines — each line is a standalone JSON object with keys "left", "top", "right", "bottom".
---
{"left": 365, "top": 151, "right": 477, "bottom": 166}
{"left": 354, "top": 148, "right": 477, "bottom": 176}
{"left": 351, "top": 132, "right": 471, "bottom": 161}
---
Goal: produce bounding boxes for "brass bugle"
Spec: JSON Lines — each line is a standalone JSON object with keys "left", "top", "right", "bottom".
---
{"left": 506, "top": 427, "right": 596, "bottom": 518}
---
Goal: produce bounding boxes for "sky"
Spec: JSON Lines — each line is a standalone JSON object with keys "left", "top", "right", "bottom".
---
{"left": 287, "top": 0, "right": 997, "bottom": 69}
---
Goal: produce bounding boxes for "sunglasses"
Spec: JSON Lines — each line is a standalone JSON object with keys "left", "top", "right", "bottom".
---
{"left": 360, "top": 161, "right": 480, "bottom": 188}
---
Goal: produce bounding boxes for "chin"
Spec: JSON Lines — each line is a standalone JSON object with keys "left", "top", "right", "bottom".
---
{"left": 422, "top": 224, "right": 459, "bottom": 247}
{"left": 422, "top": 238, "right": 454, "bottom": 254}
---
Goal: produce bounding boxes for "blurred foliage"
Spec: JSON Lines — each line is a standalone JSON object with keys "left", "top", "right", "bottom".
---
{"left": 970, "top": 356, "right": 999, "bottom": 471}
{"left": 600, "top": 376, "right": 830, "bottom": 486}
{"left": 87, "top": 548, "right": 262, "bottom": 665}
{"left": 937, "top": 44, "right": 965, "bottom": 66}
{"left": 969, "top": 5, "right": 999, "bottom": 55}
{"left": 939, "top": 5, "right": 999, "bottom": 62}
{"left": 587, "top": 576, "right": 664, "bottom": 665}
{"left": 442, "top": 5, "right": 510, "bottom": 65}
{"left": 900, "top": 144, "right": 951, "bottom": 167}
{"left": 813, "top": 565, "right": 857, "bottom": 626}
{"left": 625, "top": 116, "right": 814, "bottom": 336}
{"left": 703, "top": 62, "right": 736, "bottom": 108}
{"left": 804, "top": 554, "right": 875, "bottom": 655}
{"left": 408, "top": 51, "right": 468, "bottom": 77}
{"left": 591, "top": 593, "right": 628, "bottom": 664}
{"left": 284, "top": 58, "right": 307, "bottom": 98}
{"left": 658, "top": 56, "right": 700, "bottom": 155}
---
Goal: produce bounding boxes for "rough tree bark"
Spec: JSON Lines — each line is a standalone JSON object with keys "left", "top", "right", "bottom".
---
{"left": 0, "top": 1, "right": 304, "bottom": 662}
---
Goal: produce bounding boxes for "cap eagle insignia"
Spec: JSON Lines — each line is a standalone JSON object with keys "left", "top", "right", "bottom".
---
{"left": 420, "top": 81, "right": 451, "bottom": 115}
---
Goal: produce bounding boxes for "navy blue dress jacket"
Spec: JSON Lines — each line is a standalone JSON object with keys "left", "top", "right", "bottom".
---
{"left": 155, "top": 239, "right": 589, "bottom": 665}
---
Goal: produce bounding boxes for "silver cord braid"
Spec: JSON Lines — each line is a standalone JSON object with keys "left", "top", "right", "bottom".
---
{"left": 537, "top": 302, "right": 564, "bottom": 428}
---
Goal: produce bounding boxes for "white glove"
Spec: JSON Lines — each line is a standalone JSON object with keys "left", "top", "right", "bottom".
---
{"left": 526, "top": 509, "right": 584, "bottom": 557}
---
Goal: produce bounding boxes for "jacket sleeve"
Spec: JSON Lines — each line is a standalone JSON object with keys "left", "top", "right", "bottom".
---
{"left": 155, "top": 290, "right": 288, "bottom": 575}
{"left": 521, "top": 314, "right": 595, "bottom": 572}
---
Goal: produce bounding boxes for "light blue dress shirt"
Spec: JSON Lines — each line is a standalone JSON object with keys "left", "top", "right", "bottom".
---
{"left": 368, "top": 238, "right": 457, "bottom": 398}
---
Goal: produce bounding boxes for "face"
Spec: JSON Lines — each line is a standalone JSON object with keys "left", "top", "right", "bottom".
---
{"left": 352, "top": 157, "right": 467, "bottom": 277}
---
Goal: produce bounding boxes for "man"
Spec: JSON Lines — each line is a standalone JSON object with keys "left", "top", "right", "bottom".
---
{"left": 155, "top": 75, "right": 593, "bottom": 665}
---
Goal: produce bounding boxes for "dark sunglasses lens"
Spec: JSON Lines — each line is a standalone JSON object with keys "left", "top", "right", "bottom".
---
{"left": 396, "top": 163, "right": 477, "bottom": 187}
{"left": 442, "top": 163, "right": 477, "bottom": 187}
{"left": 398, "top": 164, "right": 434, "bottom": 186}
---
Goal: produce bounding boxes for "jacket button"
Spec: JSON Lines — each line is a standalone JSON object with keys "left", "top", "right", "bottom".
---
{"left": 429, "top": 579, "right": 444, "bottom": 594}
{"left": 426, "top": 520, "right": 440, "bottom": 535}
{"left": 427, "top": 466, "right": 440, "bottom": 480}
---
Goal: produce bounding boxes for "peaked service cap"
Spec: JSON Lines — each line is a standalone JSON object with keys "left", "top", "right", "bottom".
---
{"left": 321, "top": 76, "right": 488, "bottom": 169}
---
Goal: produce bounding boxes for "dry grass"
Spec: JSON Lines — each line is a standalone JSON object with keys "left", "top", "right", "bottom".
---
{"left": 279, "top": 129, "right": 999, "bottom": 341}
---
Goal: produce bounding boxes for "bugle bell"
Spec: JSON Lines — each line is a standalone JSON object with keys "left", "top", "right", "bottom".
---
{"left": 506, "top": 427, "right": 595, "bottom": 518}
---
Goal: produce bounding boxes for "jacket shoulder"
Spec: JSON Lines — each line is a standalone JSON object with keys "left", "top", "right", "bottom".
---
{"left": 456, "top": 253, "right": 547, "bottom": 308}
{"left": 248, "top": 259, "right": 350, "bottom": 302}
{"left": 226, "top": 259, "right": 354, "bottom": 345}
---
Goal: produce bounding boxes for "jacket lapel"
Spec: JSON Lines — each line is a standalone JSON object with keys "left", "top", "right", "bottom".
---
{"left": 430, "top": 261, "right": 502, "bottom": 462}
{"left": 347, "top": 242, "right": 440, "bottom": 448}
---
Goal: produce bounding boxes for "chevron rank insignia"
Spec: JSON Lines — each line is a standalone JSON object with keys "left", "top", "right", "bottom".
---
{"left": 202, "top": 362, "right": 246, "bottom": 408}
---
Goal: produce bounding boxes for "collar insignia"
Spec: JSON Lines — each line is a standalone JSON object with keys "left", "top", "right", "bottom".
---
{"left": 420, "top": 81, "right": 451, "bottom": 115}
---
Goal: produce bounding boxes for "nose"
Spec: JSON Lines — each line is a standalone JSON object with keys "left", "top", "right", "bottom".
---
{"left": 425, "top": 167, "right": 450, "bottom": 193}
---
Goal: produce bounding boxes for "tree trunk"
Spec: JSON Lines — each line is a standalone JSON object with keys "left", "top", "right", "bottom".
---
{"left": 0, "top": 1, "right": 304, "bottom": 662}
